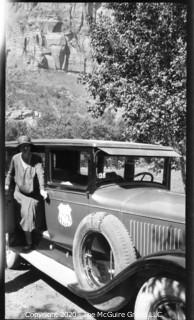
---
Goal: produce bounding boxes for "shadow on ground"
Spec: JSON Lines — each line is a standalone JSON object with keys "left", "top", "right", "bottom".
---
{"left": 5, "top": 266, "right": 40, "bottom": 294}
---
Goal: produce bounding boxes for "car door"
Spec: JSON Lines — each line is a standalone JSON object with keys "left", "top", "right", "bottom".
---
{"left": 5, "top": 148, "right": 17, "bottom": 233}
{"left": 44, "top": 147, "right": 91, "bottom": 249}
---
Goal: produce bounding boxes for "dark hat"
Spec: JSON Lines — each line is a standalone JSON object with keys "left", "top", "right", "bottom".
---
{"left": 17, "top": 135, "right": 33, "bottom": 147}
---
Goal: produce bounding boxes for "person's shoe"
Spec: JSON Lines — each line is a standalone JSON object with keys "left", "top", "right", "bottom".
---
{"left": 21, "top": 244, "right": 33, "bottom": 253}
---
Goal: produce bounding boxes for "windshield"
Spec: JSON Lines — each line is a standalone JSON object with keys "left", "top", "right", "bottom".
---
{"left": 96, "top": 153, "right": 169, "bottom": 187}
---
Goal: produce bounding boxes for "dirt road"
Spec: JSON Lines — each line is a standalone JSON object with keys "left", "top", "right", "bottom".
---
{"left": 5, "top": 263, "right": 96, "bottom": 320}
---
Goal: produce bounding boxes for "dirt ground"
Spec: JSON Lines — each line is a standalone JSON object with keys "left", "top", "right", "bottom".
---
{"left": 5, "top": 263, "right": 96, "bottom": 320}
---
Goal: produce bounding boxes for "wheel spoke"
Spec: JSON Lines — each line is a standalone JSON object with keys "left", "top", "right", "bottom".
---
{"left": 156, "top": 301, "right": 185, "bottom": 320}
{"left": 146, "top": 306, "right": 185, "bottom": 320}
{"left": 82, "top": 233, "right": 116, "bottom": 286}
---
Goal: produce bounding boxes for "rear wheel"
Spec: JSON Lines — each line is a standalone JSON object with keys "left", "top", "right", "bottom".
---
{"left": 134, "top": 277, "right": 185, "bottom": 320}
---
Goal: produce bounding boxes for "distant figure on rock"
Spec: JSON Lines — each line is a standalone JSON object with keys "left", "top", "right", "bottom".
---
{"left": 38, "top": 55, "right": 48, "bottom": 69}
{"left": 23, "top": 37, "right": 29, "bottom": 55}
{"left": 63, "top": 40, "right": 70, "bottom": 72}
{"left": 60, "top": 36, "right": 70, "bottom": 72}
{"left": 50, "top": 36, "right": 70, "bottom": 71}
{"left": 41, "top": 32, "right": 47, "bottom": 48}
{"left": 36, "top": 34, "right": 39, "bottom": 46}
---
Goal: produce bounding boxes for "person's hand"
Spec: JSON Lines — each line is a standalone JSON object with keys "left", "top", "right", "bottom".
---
{"left": 5, "top": 185, "right": 9, "bottom": 191}
{"left": 40, "top": 189, "right": 48, "bottom": 200}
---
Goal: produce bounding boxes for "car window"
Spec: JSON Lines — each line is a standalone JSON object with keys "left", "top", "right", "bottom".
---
{"left": 49, "top": 149, "right": 90, "bottom": 190}
{"left": 96, "top": 154, "right": 166, "bottom": 186}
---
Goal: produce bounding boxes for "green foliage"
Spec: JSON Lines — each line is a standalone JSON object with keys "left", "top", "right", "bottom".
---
{"left": 6, "top": 120, "right": 29, "bottom": 140}
{"left": 82, "top": 3, "right": 186, "bottom": 157}
{"left": 6, "top": 66, "right": 126, "bottom": 143}
{"left": 29, "top": 108, "right": 125, "bottom": 141}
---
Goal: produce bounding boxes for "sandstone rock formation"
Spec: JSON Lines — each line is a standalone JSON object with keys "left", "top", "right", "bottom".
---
{"left": 7, "top": 3, "right": 102, "bottom": 73}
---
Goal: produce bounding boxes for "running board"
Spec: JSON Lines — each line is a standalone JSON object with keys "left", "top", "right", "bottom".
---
{"left": 20, "top": 250, "right": 78, "bottom": 287}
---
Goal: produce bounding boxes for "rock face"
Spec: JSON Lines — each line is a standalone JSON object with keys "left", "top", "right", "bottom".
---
{"left": 7, "top": 2, "right": 102, "bottom": 73}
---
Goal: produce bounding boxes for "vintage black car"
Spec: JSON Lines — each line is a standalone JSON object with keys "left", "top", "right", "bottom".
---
{"left": 5, "top": 139, "right": 185, "bottom": 319}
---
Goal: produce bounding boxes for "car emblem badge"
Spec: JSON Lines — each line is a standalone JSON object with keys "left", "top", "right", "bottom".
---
{"left": 58, "top": 203, "right": 72, "bottom": 227}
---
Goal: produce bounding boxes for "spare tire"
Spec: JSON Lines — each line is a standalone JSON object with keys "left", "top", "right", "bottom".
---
{"left": 73, "top": 212, "right": 136, "bottom": 291}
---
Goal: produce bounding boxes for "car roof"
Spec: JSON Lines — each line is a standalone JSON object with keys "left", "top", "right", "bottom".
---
{"left": 5, "top": 138, "right": 180, "bottom": 157}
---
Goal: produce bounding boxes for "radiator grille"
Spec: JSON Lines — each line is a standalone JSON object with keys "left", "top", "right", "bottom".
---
{"left": 129, "top": 220, "right": 184, "bottom": 256}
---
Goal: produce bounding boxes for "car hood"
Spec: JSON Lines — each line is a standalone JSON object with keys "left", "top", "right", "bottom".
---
{"left": 92, "top": 185, "right": 185, "bottom": 224}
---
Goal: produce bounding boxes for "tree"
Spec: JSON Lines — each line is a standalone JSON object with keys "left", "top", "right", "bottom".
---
{"left": 6, "top": 120, "right": 29, "bottom": 140}
{"left": 81, "top": 3, "right": 186, "bottom": 183}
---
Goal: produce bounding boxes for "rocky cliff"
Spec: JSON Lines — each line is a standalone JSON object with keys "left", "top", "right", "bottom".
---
{"left": 6, "top": 3, "right": 105, "bottom": 124}
{"left": 7, "top": 2, "right": 102, "bottom": 73}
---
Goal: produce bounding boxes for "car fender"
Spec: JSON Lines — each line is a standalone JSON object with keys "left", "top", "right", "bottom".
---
{"left": 69, "top": 250, "right": 185, "bottom": 309}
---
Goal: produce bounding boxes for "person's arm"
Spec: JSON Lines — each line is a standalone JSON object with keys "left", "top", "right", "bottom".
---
{"left": 35, "top": 157, "right": 48, "bottom": 199}
{"left": 5, "top": 157, "right": 15, "bottom": 191}
{"left": 35, "top": 162, "right": 45, "bottom": 189}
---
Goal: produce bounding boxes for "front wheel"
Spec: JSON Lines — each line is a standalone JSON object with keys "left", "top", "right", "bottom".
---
{"left": 134, "top": 277, "right": 185, "bottom": 320}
